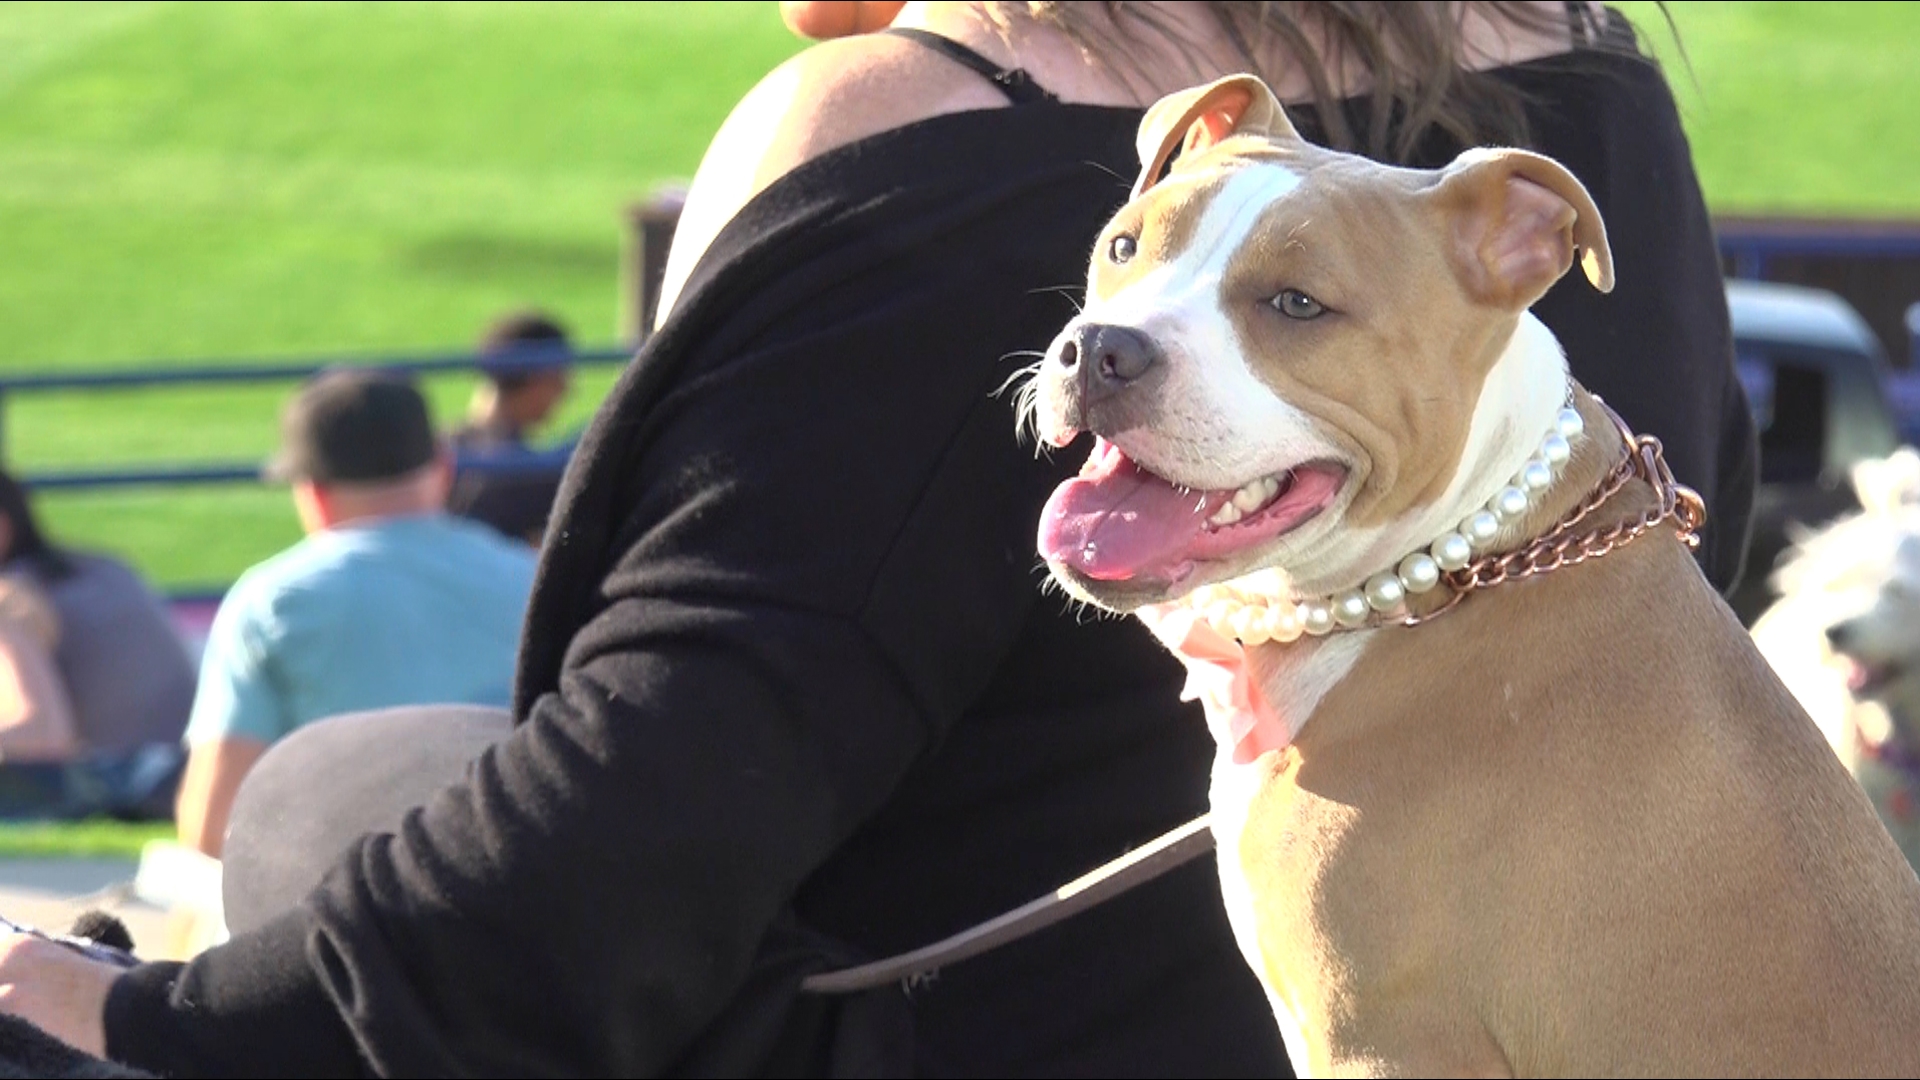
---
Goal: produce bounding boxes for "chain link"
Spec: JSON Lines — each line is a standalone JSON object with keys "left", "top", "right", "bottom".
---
{"left": 1399, "top": 404, "right": 1705, "bottom": 628}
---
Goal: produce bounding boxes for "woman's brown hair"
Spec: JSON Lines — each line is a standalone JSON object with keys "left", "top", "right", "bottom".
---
{"left": 994, "top": 2, "right": 1668, "bottom": 162}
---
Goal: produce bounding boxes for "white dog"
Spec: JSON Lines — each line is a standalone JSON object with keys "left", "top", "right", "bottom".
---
{"left": 1753, "top": 446, "right": 1920, "bottom": 870}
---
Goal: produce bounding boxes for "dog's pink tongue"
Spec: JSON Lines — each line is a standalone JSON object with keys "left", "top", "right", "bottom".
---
{"left": 1039, "top": 440, "right": 1206, "bottom": 581}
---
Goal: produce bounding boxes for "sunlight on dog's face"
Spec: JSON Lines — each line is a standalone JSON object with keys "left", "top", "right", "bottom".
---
{"left": 1026, "top": 75, "right": 1609, "bottom": 613}
{"left": 1030, "top": 152, "right": 1498, "bottom": 610}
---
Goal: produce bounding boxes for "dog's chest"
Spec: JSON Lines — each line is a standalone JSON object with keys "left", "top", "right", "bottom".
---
{"left": 1213, "top": 739, "right": 1405, "bottom": 1077}
{"left": 1209, "top": 748, "right": 1315, "bottom": 1066}
{"left": 1207, "top": 633, "right": 1376, "bottom": 1067}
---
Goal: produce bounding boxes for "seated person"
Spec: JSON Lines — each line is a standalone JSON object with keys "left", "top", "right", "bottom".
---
{"left": 0, "top": 470, "right": 196, "bottom": 819}
{"left": 174, "top": 369, "right": 537, "bottom": 857}
{"left": 446, "top": 310, "right": 575, "bottom": 545}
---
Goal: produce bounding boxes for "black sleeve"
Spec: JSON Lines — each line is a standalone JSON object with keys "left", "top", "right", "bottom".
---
{"left": 102, "top": 111, "right": 1130, "bottom": 1077}
{"left": 110, "top": 325, "right": 1022, "bottom": 1077}
{"left": 1527, "top": 55, "right": 1757, "bottom": 595}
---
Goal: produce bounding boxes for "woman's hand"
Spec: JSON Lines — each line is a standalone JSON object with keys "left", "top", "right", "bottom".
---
{"left": 0, "top": 932, "right": 119, "bottom": 1058}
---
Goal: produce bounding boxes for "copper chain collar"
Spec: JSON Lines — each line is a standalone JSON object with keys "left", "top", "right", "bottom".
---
{"left": 1401, "top": 401, "right": 1707, "bottom": 627}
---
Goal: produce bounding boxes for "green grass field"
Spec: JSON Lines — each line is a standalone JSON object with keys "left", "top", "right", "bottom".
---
{"left": 0, "top": 1, "right": 806, "bottom": 586}
{"left": 0, "top": 2, "right": 1915, "bottom": 851}
{"left": 1, "top": 1, "right": 1916, "bottom": 589}
{"left": 1619, "top": 1, "right": 1920, "bottom": 215}
{"left": 0, "top": 818, "right": 170, "bottom": 859}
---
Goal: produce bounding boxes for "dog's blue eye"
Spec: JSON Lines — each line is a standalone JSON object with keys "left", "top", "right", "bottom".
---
{"left": 1272, "top": 289, "right": 1325, "bottom": 319}
{"left": 1108, "top": 235, "right": 1137, "bottom": 263}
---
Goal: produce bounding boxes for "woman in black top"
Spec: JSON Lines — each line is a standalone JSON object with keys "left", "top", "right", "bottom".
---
{"left": 0, "top": 4, "right": 1751, "bottom": 1076}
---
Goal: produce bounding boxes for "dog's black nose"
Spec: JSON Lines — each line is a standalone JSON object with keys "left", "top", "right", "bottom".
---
{"left": 1827, "top": 621, "right": 1855, "bottom": 650}
{"left": 1054, "top": 323, "right": 1161, "bottom": 395}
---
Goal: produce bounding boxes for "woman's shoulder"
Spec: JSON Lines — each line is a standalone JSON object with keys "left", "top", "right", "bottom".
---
{"left": 655, "top": 32, "right": 1018, "bottom": 320}
{"left": 733, "top": 32, "right": 1017, "bottom": 180}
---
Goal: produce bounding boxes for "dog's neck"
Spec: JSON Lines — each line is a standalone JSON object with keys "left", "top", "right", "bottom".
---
{"left": 1152, "top": 318, "right": 1663, "bottom": 764}
{"left": 1212, "top": 388, "right": 1641, "bottom": 762}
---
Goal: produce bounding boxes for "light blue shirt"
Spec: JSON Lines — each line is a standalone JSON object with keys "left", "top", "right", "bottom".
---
{"left": 185, "top": 513, "right": 536, "bottom": 746}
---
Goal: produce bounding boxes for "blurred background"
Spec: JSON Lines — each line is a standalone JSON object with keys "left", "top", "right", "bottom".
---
{"left": 0, "top": 1, "right": 802, "bottom": 590}
{"left": 0, "top": 0, "right": 1914, "bottom": 593}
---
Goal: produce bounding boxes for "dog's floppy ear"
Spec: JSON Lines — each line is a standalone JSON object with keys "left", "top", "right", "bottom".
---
{"left": 1429, "top": 147, "right": 1614, "bottom": 308}
{"left": 1132, "top": 74, "right": 1296, "bottom": 200}
{"left": 1853, "top": 447, "right": 1920, "bottom": 517}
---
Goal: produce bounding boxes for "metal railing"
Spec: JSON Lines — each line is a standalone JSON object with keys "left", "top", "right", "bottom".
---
{"left": 1716, "top": 215, "right": 1920, "bottom": 367}
{"left": 1717, "top": 216, "right": 1920, "bottom": 282}
{"left": 9, "top": 212, "right": 1919, "bottom": 495}
{"left": 0, "top": 346, "right": 634, "bottom": 491}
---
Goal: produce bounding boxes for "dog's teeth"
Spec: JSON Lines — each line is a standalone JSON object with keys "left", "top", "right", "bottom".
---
{"left": 1228, "top": 474, "right": 1285, "bottom": 516}
{"left": 1210, "top": 474, "right": 1291, "bottom": 528}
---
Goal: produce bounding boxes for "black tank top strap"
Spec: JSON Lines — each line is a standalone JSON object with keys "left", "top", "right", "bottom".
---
{"left": 1564, "top": 1, "right": 1635, "bottom": 50}
{"left": 883, "top": 26, "right": 1059, "bottom": 105}
{"left": 1564, "top": 0, "right": 1599, "bottom": 45}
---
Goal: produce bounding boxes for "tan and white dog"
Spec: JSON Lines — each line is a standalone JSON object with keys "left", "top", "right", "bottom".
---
{"left": 1028, "top": 74, "right": 1920, "bottom": 1076}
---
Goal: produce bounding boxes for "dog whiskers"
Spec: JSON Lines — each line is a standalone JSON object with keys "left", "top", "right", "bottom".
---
{"left": 1033, "top": 563, "right": 1120, "bottom": 623}
{"left": 997, "top": 354, "right": 1051, "bottom": 451}
{"left": 1028, "top": 284, "right": 1087, "bottom": 314}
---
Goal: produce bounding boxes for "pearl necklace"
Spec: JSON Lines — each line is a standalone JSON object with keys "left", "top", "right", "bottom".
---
{"left": 1180, "top": 404, "right": 1588, "bottom": 645}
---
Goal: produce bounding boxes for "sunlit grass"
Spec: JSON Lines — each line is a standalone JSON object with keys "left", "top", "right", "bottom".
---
{"left": 0, "top": 818, "right": 171, "bottom": 860}
{"left": 0, "top": 1, "right": 802, "bottom": 586}
{"left": 1617, "top": 0, "right": 1920, "bottom": 216}
{"left": 0, "top": 1, "right": 1916, "bottom": 593}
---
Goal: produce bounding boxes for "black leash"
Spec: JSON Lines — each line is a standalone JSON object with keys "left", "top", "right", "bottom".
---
{"left": 800, "top": 814, "right": 1214, "bottom": 993}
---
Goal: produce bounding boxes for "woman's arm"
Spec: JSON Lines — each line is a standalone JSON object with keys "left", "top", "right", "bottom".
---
{"left": 93, "top": 111, "right": 1119, "bottom": 1070}
{"left": 0, "top": 623, "right": 78, "bottom": 762}
{"left": 172, "top": 736, "right": 270, "bottom": 858}
{"left": 0, "top": 580, "right": 77, "bottom": 762}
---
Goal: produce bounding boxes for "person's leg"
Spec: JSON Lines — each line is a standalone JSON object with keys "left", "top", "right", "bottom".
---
{"left": 219, "top": 705, "right": 510, "bottom": 936}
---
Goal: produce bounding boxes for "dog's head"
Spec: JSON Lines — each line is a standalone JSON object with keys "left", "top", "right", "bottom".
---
{"left": 1755, "top": 458, "right": 1920, "bottom": 760}
{"left": 1030, "top": 74, "right": 1612, "bottom": 611}
{"left": 1825, "top": 532, "right": 1920, "bottom": 717}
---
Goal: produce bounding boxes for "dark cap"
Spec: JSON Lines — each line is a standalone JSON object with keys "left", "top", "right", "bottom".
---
{"left": 265, "top": 369, "right": 439, "bottom": 484}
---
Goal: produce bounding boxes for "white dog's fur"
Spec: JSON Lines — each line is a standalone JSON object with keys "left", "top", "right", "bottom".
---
{"left": 1753, "top": 446, "right": 1920, "bottom": 869}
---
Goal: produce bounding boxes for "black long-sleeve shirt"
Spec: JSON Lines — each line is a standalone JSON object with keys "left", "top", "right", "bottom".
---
{"left": 105, "top": 43, "right": 1751, "bottom": 1078}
